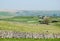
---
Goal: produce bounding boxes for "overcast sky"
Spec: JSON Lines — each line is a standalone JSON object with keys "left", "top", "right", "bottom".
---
{"left": 0, "top": 0, "right": 60, "bottom": 10}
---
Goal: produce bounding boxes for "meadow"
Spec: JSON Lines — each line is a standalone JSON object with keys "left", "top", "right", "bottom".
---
{"left": 0, "top": 16, "right": 60, "bottom": 34}
{"left": 0, "top": 16, "right": 60, "bottom": 41}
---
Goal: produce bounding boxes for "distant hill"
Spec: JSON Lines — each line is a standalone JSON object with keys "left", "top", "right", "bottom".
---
{"left": 0, "top": 10, "right": 60, "bottom": 18}
{"left": 0, "top": 12, "right": 12, "bottom": 16}
{"left": 0, "top": 11, "right": 16, "bottom": 19}
{"left": 16, "top": 10, "right": 60, "bottom": 16}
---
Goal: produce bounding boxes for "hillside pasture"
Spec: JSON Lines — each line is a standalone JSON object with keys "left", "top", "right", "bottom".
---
{"left": 0, "top": 21, "right": 60, "bottom": 34}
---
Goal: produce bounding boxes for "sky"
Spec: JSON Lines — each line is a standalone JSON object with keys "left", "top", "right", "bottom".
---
{"left": 0, "top": 0, "right": 60, "bottom": 10}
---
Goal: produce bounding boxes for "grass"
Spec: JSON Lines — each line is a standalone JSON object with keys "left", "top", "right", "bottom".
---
{"left": 54, "top": 22, "right": 60, "bottom": 27}
{"left": 0, "top": 38, "right": 60, "bottom": 41}
{"left": 0, "top": 21, "right": 60, "bottom": 34}
{"left": 0, "top": 16, "right": 60, "bottom": 34}
{"left": 1, "top": 16, "right": 38, "bottom": 23}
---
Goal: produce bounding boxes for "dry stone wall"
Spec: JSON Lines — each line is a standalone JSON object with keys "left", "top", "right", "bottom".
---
{"left": 0, "top": 30, "right": 60, "bottom": 38}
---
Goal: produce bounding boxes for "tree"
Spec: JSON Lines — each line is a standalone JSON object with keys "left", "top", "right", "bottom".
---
{"left": 43, "top": 16, "right": 50, "bottom": 25}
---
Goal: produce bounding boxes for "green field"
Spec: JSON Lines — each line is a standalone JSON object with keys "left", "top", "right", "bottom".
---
{"left": 0, "top": 16, "right": 60, "bottom": 34}
{"left": 0, "top": 13, "right": 60, "bottom": 41}
{"left": 0, "top": 21, "right": 60, "bottom": 33}
{"left": 1, "top": 16, "right": 38, "bottom": 23}
{"left": 0, "top": 38, "right": 60, "bottom": 41}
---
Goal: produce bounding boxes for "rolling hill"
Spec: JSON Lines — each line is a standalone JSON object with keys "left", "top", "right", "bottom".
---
{"left": 0, "top": 10, "right": 60, "bottom": 19}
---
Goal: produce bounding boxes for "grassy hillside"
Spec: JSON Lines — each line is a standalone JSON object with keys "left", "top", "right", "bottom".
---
{"left": 0, "top": 16, "right": 60, "bottom": 33}
{"left": 1, "top": 16, "right": 38, "bottom": 23}
{"left": 0, "top": 21, "right": 60, "bottom": 34}
{"left": 0, "top": 11, "right": 60, "bottom": 41}
{"left": 0, "top": 11, "right": 60, "bottom": 34}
